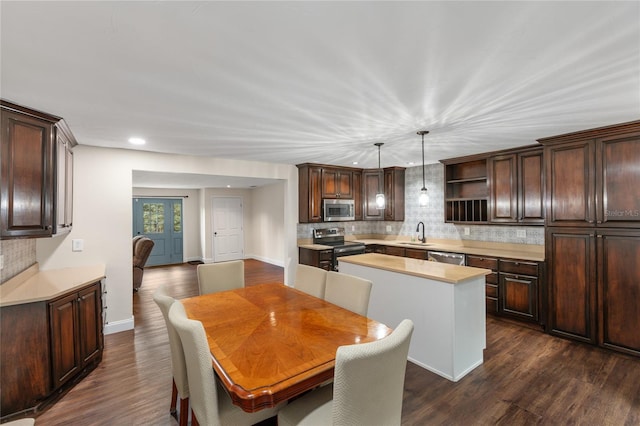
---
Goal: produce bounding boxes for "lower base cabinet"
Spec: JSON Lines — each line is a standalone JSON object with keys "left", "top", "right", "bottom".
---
{"left": 499, "top": 259, "right": 539, "bottom": 323}
{"left": 598, "top": 231, "right": 640, "bottom": 356}
{"left": 299, "top": 247, "right": 332, "bottom": 271}
{"left": 0, "top": 280, "right": 104, "bottom": 420}
{"left": 547, "top": 228, "right": 640, "bottom": 357}
{"left": 467, "top": 255, "right": 543, "bottom": 325}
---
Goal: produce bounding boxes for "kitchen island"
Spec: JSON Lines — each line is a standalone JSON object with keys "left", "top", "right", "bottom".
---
{"left": 339, "top": 253, "right": 490, "bottom": 382}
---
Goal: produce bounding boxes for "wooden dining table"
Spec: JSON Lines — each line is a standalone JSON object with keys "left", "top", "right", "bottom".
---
{"left": 180, "top": 283, "right": 392, "bottom": 413}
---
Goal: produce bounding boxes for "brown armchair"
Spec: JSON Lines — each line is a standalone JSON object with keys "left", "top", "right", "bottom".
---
{"left": 133, "top": 236, "right": 155, "bottom": 291}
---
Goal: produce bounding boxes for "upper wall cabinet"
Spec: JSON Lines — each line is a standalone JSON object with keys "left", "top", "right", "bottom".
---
{"left": 298, "top": 163, "right": 403, "bottom": 223}
{"left": 298, "top": 163, "right": 363, "bottom": 223}
{"left": 488, "top": 146, "right": 544, "bottom": 225}
{"left": 321, "top": 168, "right": 353, "bottom": 199}
{"left": 361, "top": 167, "right": 406, "bottom": 221}
{"left": 441, "top": 155, "right": 488, "bottom": 223}
{"left": 1, "top": 100, "right": 77, "bottom": 239}
{"left": 298, "top": 164, "right": 323, "bottom": 223}
{"left": 539, "top": 120, "right": 640, "bottom": 228}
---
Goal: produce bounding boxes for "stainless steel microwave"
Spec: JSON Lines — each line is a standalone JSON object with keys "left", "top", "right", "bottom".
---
{"left": 323, "top": 199, "right": 355, "bottom": 221}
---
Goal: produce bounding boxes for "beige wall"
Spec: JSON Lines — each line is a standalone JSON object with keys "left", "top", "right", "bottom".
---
{"left": 36, "top": 145, "right": 299, "bottom": 335}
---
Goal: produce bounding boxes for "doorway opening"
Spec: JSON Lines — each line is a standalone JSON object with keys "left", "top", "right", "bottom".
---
{"left": 133, "top": 197, "right": 184, "bottom": 266}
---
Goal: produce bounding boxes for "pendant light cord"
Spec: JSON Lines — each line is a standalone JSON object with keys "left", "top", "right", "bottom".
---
{"left": 421, "top": 132, "right": 425, "bottom": 190}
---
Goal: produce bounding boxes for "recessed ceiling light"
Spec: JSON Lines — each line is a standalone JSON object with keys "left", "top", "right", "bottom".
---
{"left": 128, "top": 137, "right": 146, "bottom": 145}
{"left": 352, "top": 161, "right": 358, "bottom": 165}
{"left": 226, "top": 185, "right": 231, "bottom": 188}
{"left": 408, "top": 161, "right": 415, "bottom": 165}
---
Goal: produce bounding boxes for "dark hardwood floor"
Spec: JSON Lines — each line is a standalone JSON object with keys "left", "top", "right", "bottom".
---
{"left": 34, "top": 260, "right": 640, "bottom": 425}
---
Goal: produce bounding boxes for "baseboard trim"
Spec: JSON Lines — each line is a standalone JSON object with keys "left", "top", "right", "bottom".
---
{"left": 104, "top": 317, "right": 134, "bottom": 335}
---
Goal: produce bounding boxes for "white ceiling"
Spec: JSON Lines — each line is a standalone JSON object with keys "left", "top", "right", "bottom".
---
{"left": 2, "top": 1, "right": 639, "bottom": 188}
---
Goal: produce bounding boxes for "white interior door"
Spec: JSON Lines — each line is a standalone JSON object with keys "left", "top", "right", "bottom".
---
{"left": 212, "top": 196, "right": 244, "bottom": 262}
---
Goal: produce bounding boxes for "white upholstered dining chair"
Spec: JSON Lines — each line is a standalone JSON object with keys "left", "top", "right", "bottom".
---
{"left": 152, "top": 283, "right": 190, "bottom": 426}
{"left": 324, "top": 271, "right": 372, "bottom": 316}
{"left": 2, "top": 419, "right": 35, "bottom": 426}
{"left": 277, "top": 319, "right": 414, "bottom": 426}
{"left": 167, "top": 301, "right": 281, "bottom": 426}
{"left": 294, "top": 264, "right": 328, "bottom": 299}
{"left": 196, "top": 260, "right": 245, "bottom": 295}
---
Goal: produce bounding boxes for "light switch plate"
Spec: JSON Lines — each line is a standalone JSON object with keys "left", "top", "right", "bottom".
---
{"left": 386, "top": 225, "right": 392, "bottom": 232}
{"left": 464, "top": 227, "right": 470, "bottom": 235}
{"left": 516, "top": 230, "right": 527, "bottom": 238}
{"left": 0, "top": 255, "right": 3, "bottom": 270}
{"left": 72, "top": 239, "right": 84, "bottom": 252}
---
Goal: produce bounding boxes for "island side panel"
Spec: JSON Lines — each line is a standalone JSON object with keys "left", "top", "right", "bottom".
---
{"left": 452, "top": 277, "right": 486, "bottom": 380}
{"left": 339, "top": 261, "right": 486, "bottom": 382}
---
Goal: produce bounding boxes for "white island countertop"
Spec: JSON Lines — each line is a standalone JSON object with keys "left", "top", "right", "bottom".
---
{"left": 0, "top": 264, "right": 106, "bottom": 307}
{"left": 338, "top": 253, "right": 490, "bottom": 284}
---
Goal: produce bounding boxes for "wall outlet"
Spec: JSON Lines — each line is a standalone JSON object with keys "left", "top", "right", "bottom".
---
{"left": 386, "top": 225, "right": 392, "bottom": 232}
{"left": 351, "top": 225, "right": 355, "bottom": 231}
{"left": 516, "top": 229, "right": 527, "bottom": 238}
{"left": 464, "top": 227, "right": 470, "bottom": 236}
{"left": 0, "top": 254, "right": 3, "bottom": 270}
{"left": 72, "top": 239, "right": 84, "bottom": 252}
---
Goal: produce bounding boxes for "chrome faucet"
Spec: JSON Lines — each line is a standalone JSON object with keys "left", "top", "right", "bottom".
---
{"left": 416, "top": 222, "right": 426, "bottom": 243}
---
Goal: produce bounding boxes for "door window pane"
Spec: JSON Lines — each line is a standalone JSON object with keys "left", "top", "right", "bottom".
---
{"left": 173, "top": 202, "right": 182, "bottom": 232}
{"left": 143, "top": 203, "right": 164, "bottom": 234}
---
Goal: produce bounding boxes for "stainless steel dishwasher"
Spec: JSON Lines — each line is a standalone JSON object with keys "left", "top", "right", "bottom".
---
{"left": 427, "top": 250, "right": 466, "bottom": 265}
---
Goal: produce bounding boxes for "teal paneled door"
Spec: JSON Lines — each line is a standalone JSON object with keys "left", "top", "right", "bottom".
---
{"left": 133, "top": 198, "right": 183, "bottom": 266}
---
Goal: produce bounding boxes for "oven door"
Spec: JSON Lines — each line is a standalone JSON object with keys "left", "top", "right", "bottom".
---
{"left": 332, "top": 244, "right": 366, "bottom": 271}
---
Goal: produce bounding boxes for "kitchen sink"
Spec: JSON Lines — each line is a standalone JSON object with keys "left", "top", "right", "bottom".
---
{"left": 397, "top": 242, "right": 432, "bottom": 247}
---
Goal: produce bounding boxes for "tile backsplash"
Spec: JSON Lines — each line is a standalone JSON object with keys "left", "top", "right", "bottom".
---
{"left": 297, "top": 163, "right": 544, "bottom": 246}
{"left": 0, "top": 239, "right": 37, "bottom": 283}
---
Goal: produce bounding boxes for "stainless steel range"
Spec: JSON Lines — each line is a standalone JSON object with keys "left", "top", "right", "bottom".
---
{"left": 312, "top": 227, "right": 366, "bottom": 271}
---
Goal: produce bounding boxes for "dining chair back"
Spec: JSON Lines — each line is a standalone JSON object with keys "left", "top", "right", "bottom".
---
{"left": 2, "top": 419, "right": 35, "bottom": 426}
{"left": 152, "top": 283, "right": 190, "bottom": 426}
{"left": 167, "top": 301, "right": 280, "bottom": 426}
{"left": 324, "top": 271, "right": 372, "bottom": 316}
{"left": 277, "top": 319, "right": 414, "bottom": 426}
{"left": 196, "top": 260, "right": 245, "bottom": 295}
{"left": 294, "top": 264, "right": 327, "bottom": 299}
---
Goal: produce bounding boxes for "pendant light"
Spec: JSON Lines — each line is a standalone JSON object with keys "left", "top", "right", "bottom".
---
{"left": 374, "top": 142, "right": 386, "bottom": 209}
{"left": 417, "top": 130, "right": 429, "bottom": 206}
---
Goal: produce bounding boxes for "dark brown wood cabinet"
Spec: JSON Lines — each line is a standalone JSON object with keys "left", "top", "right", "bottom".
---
{"left": 384, "top": 167, "right": 405, "bottom": 221}
{"left": 1, "top": 100, "right": 76, "bottom": 239}
{"left": 597, "top": 230, "right": 640, "bottom": 356}
{"left": 49, "top": 282, "right": 103, "bottom": 388}
{"left": 362, "top": 167, "right": 405, "bottom": 221}
{"left": 540, "top": 120, "right": 640, "bottom": 356}
{"left": 321, "top": 168, "right": 353, "bottom": 199}
{"left": 299, "top": 247, "right": 333, "bottom": 271}
{"left": 297, "top": 164, "right": 323, "bottom": 223}
{"left": 405, "top": 247, "right": 427, "bottom": 260}
{"left": 544, "top": 139, "right": 596, "bottom": 226}
{"left": 1, "top": 280, "right": 103, "bottom": 420}
{"left": 362, "top": 170, "right": 384, "bottom": 220}
{"left": 499, "top": 258, "right": 540, "bottom": 322}
{"left": 488, "top": 147, "right": 544, "bottom": 224}
{"left": 546, "top": 228, "right": 598, "bottom": 344}
{"left": 596, "top": 133, "right": 640, "bottom": 227}
{"left": 298, "top": 164, "right": 364, "bottom": 223}
{"left": 383, "top": 246, "right": 405, "bottom": 257}
{"left": 441, "top": 156, "right": 488, "bottom": 223}
{"left": 352, "top": 170, "right": 362, "bottom": 220}
{"left": 1, "top": 104, "right": 54, "bottom": 238}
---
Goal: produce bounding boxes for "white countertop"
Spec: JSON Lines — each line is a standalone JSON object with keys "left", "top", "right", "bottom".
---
{"left": 0, "top": 264, "right": 106, "bottom": 307}
{"left": 338, "top": 253, "right": 491, "bottom": 284}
